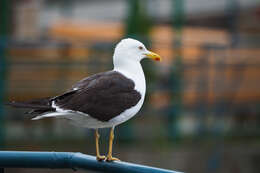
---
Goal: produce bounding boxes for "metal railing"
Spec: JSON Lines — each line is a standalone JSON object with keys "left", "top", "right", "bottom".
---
{"left": 0, "top": 151, "right": 181, "bottom": 173}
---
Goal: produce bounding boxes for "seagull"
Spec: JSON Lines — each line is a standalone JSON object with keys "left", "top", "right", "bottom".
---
{"left": 7, "top": 38, "right": 161, "bottom": 162}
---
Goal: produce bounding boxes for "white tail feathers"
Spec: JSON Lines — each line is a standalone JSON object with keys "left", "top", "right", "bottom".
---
{"left": 31, "top": 115, "right": 45, "bottom": 120}
{"left": 31, "top": 112, "right": 68, "bottom": 121}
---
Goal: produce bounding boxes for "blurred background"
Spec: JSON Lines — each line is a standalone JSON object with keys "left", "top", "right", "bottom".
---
{"left": 1, "top": 0, "right": 260, "bottom": 172}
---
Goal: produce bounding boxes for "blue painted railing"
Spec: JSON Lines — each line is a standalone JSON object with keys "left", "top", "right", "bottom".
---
{"left": 0, "top": 151, "right": 182, "bottom": 173}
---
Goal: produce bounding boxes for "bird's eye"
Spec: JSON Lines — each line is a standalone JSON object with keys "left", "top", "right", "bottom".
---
{"left": 138, "top": 46, "right": 143, "bottom": 50}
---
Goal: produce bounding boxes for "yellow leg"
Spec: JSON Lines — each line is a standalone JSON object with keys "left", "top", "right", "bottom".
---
{"left": 95, "top": 129, "right": 106, "bottom": 161}
{"left": 106, "top": 127, "right": 120, "bottom": 162}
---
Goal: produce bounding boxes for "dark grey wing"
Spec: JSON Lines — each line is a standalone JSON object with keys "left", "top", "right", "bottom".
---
{"left": 51, "top": 71, "right": 108, "bottom": 101}
{"left": 53, "top": 71, "right": 142, "bottom": 122}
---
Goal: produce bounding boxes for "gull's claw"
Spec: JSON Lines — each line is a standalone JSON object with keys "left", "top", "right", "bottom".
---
{"left": 106, "top": 156, "right": 120, "bottom": 162}
{"left": 96, "top": 155, "right": 106, "bottom": 161}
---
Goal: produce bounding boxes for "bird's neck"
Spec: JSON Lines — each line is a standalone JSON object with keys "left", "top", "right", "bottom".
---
{"left": 113, "top": 60, "right": 146, "bottom": 94}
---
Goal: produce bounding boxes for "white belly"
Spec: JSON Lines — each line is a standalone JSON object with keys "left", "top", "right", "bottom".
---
{"left": 108, "top": 96, "right": 144, "bottom": 126}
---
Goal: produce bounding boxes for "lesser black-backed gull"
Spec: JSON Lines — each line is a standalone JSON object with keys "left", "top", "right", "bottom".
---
{"left": 7, "top": 38, "right": 161, "bottom": 161}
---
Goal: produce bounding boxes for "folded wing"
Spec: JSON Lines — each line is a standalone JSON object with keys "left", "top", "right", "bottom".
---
{"left": 53, "top": 71, "right": 141, "bottom": 121}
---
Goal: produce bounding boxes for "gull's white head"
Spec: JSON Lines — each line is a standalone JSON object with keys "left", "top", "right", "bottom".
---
{"left": 113, "top": 38, "right": 161, "bottom": 69}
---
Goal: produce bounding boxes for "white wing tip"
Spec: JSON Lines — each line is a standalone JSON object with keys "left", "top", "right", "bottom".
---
{"left": 31, "top": 116, "right": 43, "bottom": 120}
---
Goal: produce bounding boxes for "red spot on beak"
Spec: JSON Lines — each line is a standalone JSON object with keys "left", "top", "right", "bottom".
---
{"left": 155, "top": 57, "right": 160, "bottom": 61}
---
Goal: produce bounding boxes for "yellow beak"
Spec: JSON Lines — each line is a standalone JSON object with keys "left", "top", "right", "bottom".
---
{"left": 144, "top": 51, "right": 162, "bottom": 62}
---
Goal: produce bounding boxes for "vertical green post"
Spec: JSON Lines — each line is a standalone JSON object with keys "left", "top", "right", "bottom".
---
{"left": 125, "top": 0, "right": 152, "bottom": 41}
{"left": 60, "top": 0, "right": 73, "bottom": 17}
{"left": 226, "top": 0, "right": 239, "bottom": 47}
{"left": 0, "top": 0, "right": 10, "bottom": 148}
{"left": 167, "top": 0, "right": 184, "bottom": 141}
